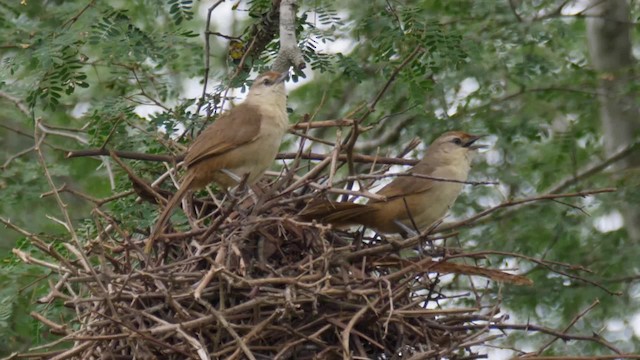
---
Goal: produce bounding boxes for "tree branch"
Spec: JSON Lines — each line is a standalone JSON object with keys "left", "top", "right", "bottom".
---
{"left": 272, "top": 0, "right": 305, "bottom": 73}
{"left": 546, "top": 141, "right": 638, "bottom": 194}
{"left": 439, "top": 188, "right": 617, "bottom": 232}
{"left": 65, "top": 148, "right": 420, "bottom": 166}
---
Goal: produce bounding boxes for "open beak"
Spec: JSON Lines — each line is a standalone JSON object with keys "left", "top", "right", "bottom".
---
{"left": 464, "top": 135, "right": 488, "bottom": 150}
{"left": 275, "top": 71, "right": 289, "bottom": 84}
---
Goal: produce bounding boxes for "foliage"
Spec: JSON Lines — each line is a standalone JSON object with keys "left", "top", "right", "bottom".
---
{"left": 0, "top": 0, "right": 639, "bottom": 357}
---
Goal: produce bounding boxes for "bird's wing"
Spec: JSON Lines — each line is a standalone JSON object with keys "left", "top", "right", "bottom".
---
{"left": 184, "top": 104, "right": 262, "bottom": 168}
{"left": 372, "top": 163, "right": 436, "bottom": 202}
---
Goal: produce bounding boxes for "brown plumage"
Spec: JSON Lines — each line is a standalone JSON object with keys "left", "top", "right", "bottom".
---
{"left": 299, "top": 131, "right": 485, "bottom": 235}
{"left": 145, "top": 71, "right": 289, "bottom": 252}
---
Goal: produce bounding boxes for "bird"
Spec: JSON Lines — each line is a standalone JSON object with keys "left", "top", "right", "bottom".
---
{"left": 145, "top": 71, "right": 289, "bottom": 252}
{"left": 298, "top": 131, "right": 486, "bottom": 236}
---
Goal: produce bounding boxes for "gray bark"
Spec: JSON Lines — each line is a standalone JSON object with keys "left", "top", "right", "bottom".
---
{"left": 586, "top": 0, "right": 640, "bottom": 241}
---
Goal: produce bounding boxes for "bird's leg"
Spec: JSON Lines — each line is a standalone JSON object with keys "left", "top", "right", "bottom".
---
{"left": 394, "top": 220, "right": 419, "bottom": 239}
{"left": 421, "top": 218, "right": 443, "bottom": 253}
{"left": 183, "top": 193, "right": 201, "bottom": 229}
{"left": 379, "top": 223, "right": 407, "bottom": 251}
{"left": 221, "top": 168, "right": 243, "bottom": 184}
{"left": 221, "top": 169, "right": 252, "bottom": 200}
{"left": 401, "top": 197, "right": 421, "bottom": 236}
{"left": 249, "top": 182, "right": 266, "bottom": 199}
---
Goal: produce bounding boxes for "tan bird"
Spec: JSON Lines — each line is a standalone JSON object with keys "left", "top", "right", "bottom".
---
{"left": 299, "top": 131, "right": 485, "bottom": 236}
{"left": 145, "top": 71, "right": 289, "bottom": 252}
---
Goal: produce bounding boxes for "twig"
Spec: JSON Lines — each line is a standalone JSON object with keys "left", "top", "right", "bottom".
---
{"left": 546, "top": 142, "right": 638, "bottom": 193}
{"left": 439, "top": 188, "right": 617, "bottom": 231}
{"left": 534, "top": 299, "right": 601, "bottom": 355}
{"left": 0, "top": 89, "right": 30, "bottom": 116}
{"left": 66, "top": 147, "right": 419, "bottom": 166}
{"left": 195, "top": 0, "right": 226, "bottom": 117}
{"left": 2, "top": 146, "right": 34, "bottom": 169}
{"left": 61, "top": 0, "right": 96, "bottom": 28}
{"left": 339, "top": 172, "right": 498, "bottom": 186}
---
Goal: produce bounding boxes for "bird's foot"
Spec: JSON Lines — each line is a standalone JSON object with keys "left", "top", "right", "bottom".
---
{"left": 394, "top": 220, "right": 419, "bottom": 239}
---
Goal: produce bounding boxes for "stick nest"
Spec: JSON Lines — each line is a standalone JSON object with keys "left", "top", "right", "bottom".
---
{"left": 18, "top": 134, "right": 536, "bottom": 360}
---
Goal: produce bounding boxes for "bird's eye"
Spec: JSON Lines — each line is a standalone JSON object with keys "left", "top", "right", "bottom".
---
{"left": 452, "top": 138, "right": 463, "bottom": 146}
{"left": 262, "top": 78, "right": 272, "bottom": 86}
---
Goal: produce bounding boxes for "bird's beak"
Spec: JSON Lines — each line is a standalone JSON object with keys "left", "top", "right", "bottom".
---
{"left": 275, "top": 71, "right": 289, "bottom": 84}
{"left": 464, "top": 135, "right": 488, "bottom": 150}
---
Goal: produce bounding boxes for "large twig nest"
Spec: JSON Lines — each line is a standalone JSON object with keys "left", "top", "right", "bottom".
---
{"left": 17, "top": 130, "right": 537, "bottom": 360}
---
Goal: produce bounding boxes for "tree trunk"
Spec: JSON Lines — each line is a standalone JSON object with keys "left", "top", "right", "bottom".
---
{"left": 586, "top": 0, "right": 640, "bottom": 242}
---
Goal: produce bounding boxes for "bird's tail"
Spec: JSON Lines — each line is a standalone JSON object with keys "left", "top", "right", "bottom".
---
{"left": 144, "top": 173, "right": 195, "bottom": 253}
{"left": 298, "top": 199, "right": 378, "bottom": 228}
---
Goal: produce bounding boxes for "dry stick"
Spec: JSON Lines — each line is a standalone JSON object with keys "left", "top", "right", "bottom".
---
{"left": 438, "top": 187, "right": 616, "bottom": 232}
{"left": 48, "top": 340, "right": 93, "bottom": 360}
{"left": 37, "top": 122, "right": 88, "bottom": 144}
{"left": 358, "top": 136, "right": 422, "bottom": 192}
{"left": 267, "top": 167, "right": 386, "bottom": 202}
{"left": 340, "top": 45, "right": 425, "bottom": 200}
{"left": 273, "top": 324, "right": 333, "bottom": 359}
{"left": 338, "top": 171, "right": 498, "bottom": 186}
{"left": 448, "top": 250, "right": 592, "bottom": 273}
{"left": 2, "top": 145, "right": 34, "bottom": 169}
{"left": 208, "top": 306, "right": 256, "bottom": 360}
{"left": 276, "top": 123, "right": 310, "bottom": 190}
{"left": 198, "top": 192, "right": 241, "bottom": 243}
{"left": 441, "top": 299, "right": 503, "bottom": 358}
{"left": 291, "top": 118, "right": 355, "bottom": 129}
{"left": 98, "top": 116, "right": 124, "bottom": 151}
{"left": 447, "top": 250, "right": 617, "bottom": 295}
{"left": 340, "top": 297, "right": 380, "bottom": 360}
{"left": 0, "top": 89, "right": 30, "bottom": 116}
{"left": 328, "top": 129, "right": 342, "bottom": 188}
{"left": 288, "top": 128, "right": 336, "bottom": 146}
{"left": 137, "top": 307, "right": 209, "bottom": 360}
{"left": 466, "top": 143, "right": 640, "bottom": 227}
{"left": 195, "top": 0, "right": 226, "bottom": 117}
{"left": 61, "top": 0, "right": 96, "bottom": 28}
{"left": 333, "top": 307, "right": 384, "bottom": 356}
{"left": 40, "top": 184, "right": 134, "bottom": 206}
{"left": 448, "top": 86, "right": 602, "bottom": 122}
{"left": 534, "top": 299, "right": 601, "bottom": 355}
{"left": 66, "top": 148, "right": 179, "bottom": 162}
{"left": 274, "top": 97, "right": 331, "bottom": 192}
{"left": 109, "top": 151, "right": 167, "bottom": 206}
{"left": 363, "top": 46, "right": 425, "bottom": 122}
{"left": 228, "top": 311, "right": 280, "bottom": 359}
{"left": 342, "top": 119, "right": 360, "bottom": 202}
{"left": 429, "top": 318, "right": 622, "bottom": 354}
{"left": 194, "top": 265, "right": 219, "bottom": 300}
{"left": 210, "top": 1, "right": 283, "bottom": 117}
{"left": 279, "top": 156, "right": 333, "bottom": 195}
{"left": 341, "top": 232, "right": 457, "bottom": 262}
{"left": 0, "top": 217, "right": 77, "bottom": 272}
{"left": 65, "top": 147, "right": 421, "bottom": 166}
{"left": 30, "top": 312, "right": 68, "bottom": 335}
{"left": 546, "top": 141, "right": 638, "bottom": 194}
{"left": 38, "top": 273, "right": 72, "bottom": 304}
{"left": 100, "top": 307, "right": 195, "bottom": 357}
{"left": 33, "top": 120, "right": 122, "bottom": 324}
